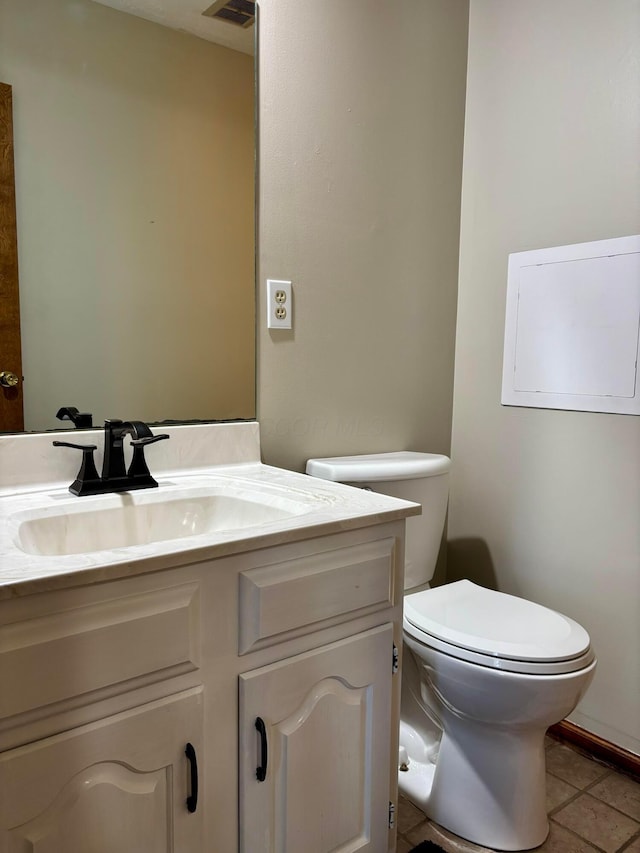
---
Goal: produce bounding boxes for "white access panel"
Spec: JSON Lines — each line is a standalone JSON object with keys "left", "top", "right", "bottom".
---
{"left": 501, "top": 235, "right": 640, "bottom": 415}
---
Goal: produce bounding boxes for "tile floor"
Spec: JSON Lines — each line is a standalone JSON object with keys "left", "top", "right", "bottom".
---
{"left": 396, "top": 737, "right": 640, "bottom": 853}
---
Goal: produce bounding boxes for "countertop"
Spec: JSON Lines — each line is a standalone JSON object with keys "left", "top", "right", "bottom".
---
{"left": 0, "top": 462, "right": 420, "bottom": 600}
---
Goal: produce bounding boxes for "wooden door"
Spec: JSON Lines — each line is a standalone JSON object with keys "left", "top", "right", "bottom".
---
{"left": 239, "top": 625, "right": 394, "bottom": 853}
{"left": 0, "top": 688, "right": 204, "bottom": 852}
{"left": 0, "top": 82, "right": 24, "bottom": 432}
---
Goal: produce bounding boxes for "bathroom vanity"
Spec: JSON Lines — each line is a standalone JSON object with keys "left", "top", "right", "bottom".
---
{"left": 0, "top": 423, "right": 418, "bottom": 852}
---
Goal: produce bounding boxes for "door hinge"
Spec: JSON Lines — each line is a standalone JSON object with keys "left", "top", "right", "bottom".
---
{"left": 392, "top": 643, "right": 399, "bottom": 674}
{"left": 388, "top": 800, "right": 396, "bottom": 829}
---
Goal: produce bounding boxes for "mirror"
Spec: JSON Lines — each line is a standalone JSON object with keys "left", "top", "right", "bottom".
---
{"left": 0, "top": 0, "right": 255, "bottom": 433}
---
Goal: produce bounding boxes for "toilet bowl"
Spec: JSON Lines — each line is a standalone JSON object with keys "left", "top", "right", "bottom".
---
{"left": 403, "top": 580, "right": 595, "bottom": 849}
{"left": 306, "top": 451, "right": 596, "bottom": 851}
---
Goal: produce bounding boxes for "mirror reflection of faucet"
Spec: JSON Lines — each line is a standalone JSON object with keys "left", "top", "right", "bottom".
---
{"left": 56, "top": 406, "right": 93, "bottom": 429}
{"left": 53, "top": 418, "right": 169, "bottom": 496}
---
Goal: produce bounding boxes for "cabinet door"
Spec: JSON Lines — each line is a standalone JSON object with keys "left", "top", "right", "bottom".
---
{"left": 239, "top": 624, "right": 393, "bottom": 853}
{"left": 0, "top": 687, "right": 203, "bottom": 853}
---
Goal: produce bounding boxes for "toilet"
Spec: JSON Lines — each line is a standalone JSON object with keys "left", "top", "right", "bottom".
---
{"left": 306, "top": 451, "right": 596, "bottom": 851}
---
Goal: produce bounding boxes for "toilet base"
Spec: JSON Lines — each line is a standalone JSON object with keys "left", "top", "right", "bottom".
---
{"left": 398, "top": 719, "right": 550, "bottom": 851}
{"left": 397, "top": 720, "right": 437, "bottom": 810}
{"left": 429, "top": 723, "right": 549, "bottom": 850}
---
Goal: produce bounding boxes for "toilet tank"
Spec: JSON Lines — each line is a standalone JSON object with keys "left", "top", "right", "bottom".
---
{"left": 305, "top": 452, "right": 450, "bottom": 590}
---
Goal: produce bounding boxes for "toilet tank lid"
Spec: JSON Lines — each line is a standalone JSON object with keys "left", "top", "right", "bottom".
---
{"left": 306, "top": 451, "right": 450, "bottom": 482}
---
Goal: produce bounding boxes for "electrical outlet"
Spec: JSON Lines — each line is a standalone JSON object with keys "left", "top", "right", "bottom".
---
{"left": 267, "top": 279, "right": 292, "bottom": 329}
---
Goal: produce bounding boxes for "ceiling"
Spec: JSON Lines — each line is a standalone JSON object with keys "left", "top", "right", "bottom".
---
{"left": 91, "top": 0, "right": 255, "bottom": 54}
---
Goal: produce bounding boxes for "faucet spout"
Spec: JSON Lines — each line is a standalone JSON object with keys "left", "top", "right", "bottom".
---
{"left": 102, "top": 420, "right": 162, "bottom": 481}
{"left": 123, "top": 420, "right": 154, "bottom": 439}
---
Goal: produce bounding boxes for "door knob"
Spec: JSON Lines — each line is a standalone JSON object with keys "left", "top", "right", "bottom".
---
{"left": 0, "top": 371, "right": 20, "bottom": 388}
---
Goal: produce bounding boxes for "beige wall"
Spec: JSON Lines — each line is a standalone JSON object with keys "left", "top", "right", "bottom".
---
{"left": 1, "top": 0, "right": 254, "bottom": 430}
{"left": 450, "top": 0, "right": 640, "bottom": 753}
{"left": 257, "top": 0, "right": 469, "bottom": 472}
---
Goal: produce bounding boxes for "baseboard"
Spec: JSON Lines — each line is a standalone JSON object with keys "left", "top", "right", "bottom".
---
{"left": 549, "top": 721, "right": 640, "bottom": 780}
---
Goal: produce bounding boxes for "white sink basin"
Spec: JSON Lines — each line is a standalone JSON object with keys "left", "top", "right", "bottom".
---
{"left": 14, "top": 484, "right": 312, "bottom": 557}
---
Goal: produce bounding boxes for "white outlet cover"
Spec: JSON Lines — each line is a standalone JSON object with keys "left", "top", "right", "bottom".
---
{"left": 501, "top": 235, "right": 640, "bottom": 415}
{"left": 266, "top": 279, "right": 292, "bottom": 330}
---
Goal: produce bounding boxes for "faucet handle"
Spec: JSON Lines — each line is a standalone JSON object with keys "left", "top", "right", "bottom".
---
{"left": 53, "top": 440, "right": 101, "bottom": 496}
{"left": 128, "top": 432, "right": 170, "bottom": 483}
{"left": 53, "top": 440, "right": 97, "bottom": 452}
{"left": 129, "top": 433, "right": 170, "bottom": 448}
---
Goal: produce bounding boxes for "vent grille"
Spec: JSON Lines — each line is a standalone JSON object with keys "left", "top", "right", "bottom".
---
{"left": 202, "top": 0, "right": 255, "bottom": 29}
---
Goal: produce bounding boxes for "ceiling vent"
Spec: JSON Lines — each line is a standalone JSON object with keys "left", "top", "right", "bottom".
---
{"left": 202, "top": 0, "right": 255, "bottom": 28}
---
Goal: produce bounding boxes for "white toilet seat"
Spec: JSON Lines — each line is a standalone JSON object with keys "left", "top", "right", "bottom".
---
{"left": 404, "top": 580, "right": 595, "bottom": 675}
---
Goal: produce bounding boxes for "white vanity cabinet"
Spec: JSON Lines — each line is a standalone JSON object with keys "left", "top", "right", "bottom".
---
{"left": 239, "top": 625, "right": 394, "bottom": 853}
{"left": 0, "top": 520, "right": 406, "bottom": 853}
{"left": 0, "top": 574, "right": 205, "bottom": 852}
{"left": 0, "top": 689, "right": 204, "bottom": 852}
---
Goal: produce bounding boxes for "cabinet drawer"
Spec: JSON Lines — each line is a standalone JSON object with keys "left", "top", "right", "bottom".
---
{"left": 239, "top": 538, "right": 395, "bottom": 653}
{"left": 0, "top": 583, "right": 200, "bottom": 719}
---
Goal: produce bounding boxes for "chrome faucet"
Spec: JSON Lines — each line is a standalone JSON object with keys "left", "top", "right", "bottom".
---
{"left": 54, "top": 419, "right": 169, "bottom": 496}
